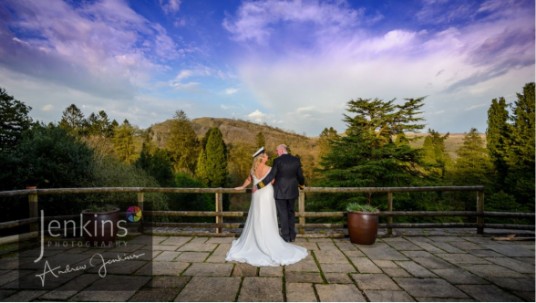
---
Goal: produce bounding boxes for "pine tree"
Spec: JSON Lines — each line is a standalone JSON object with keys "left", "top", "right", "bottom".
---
{"left": 505, "top": 82, "right": 535, "bottom": 210}
{"left": 196, "top": 128, "right": 228, "bottom": 187}
{"left": 421, "top": 129, "right": 450, "bottom": 179}
{"left": 0, "top": 88, "right": 32, "bottom": 150}
{"left": 59, "top": 104, "right": 87, "bottom": 136}
{"left": 320, "top": 97, "right": 425, "bottom": 188}
{"left": 165, "top": 110, "right": 199, "bottom": 174}
{"left": 452, "top": 128, "right": 492, "bottom": 185}
{"left": 486, "top": 97, "right": 510, "bottom": 186}
{"left": 113, "top": 119, "right": 136, "bottom": 164}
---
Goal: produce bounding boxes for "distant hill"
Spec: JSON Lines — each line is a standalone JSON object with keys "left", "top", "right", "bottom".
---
{"left": 148, "top": 117, "right": 485, "bottom": 168}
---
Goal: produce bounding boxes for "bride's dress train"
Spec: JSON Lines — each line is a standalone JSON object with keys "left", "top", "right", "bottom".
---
{"left": 226, "top": 171, "right": 308, "bottom": 266}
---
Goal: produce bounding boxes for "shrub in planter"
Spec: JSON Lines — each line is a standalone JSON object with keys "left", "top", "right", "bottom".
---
{"left": 347, "top": 202, "right": 379, "bottom": 245}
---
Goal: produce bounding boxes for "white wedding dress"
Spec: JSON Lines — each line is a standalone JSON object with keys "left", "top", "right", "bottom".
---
{"left": 226, "top": 169, "right": 308, "bottom": 266}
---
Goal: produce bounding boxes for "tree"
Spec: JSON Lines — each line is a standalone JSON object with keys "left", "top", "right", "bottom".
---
{"left": 59, "top": 104, "right": 87, "bottom": 136}
{"left": 421, "top": 129, "right": 450, "bottom": 179}
{"left": 317, "top": 97, "right": 426, "bottom": 210}
{"left": 113, "top": 119, "right": 137, "bottom": 164}
{"left": 0, "top": 88, "right": 32, "bottom": 151}
{"left": 165, "top": 110, "right": 199, "bottom": 174}
{"left": 87, "top": 110, "right": 113, "bottom": 137}
{"left": 452, "top": 128, "right": 491, "bottom": 180}
{"left": 450, "top": 128, "right": 492, "bottom": 210}
{"left": 320, "top": 97, "right": 425, "bottom": 186}
{"left": 317, "top": 127, "right": 339, "bottom": 164}
{"left": 255, "top": 131, "right": 265, "bottom": 148}
{"left": 196, "top": 127, "right": 228, "bottom": 187}
{"left": 505, "top": 82, "right": 535, "bottom": 210}
{"left": 486, "top": 97, "right": 510, "bottom": 187}
{"left": 135, "top": 142, "right": 174, "bottom": 187}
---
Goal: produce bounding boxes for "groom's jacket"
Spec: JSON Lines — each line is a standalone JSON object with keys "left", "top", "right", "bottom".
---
{"left": 256, "top": 154, "right": 305, "bottom": 200}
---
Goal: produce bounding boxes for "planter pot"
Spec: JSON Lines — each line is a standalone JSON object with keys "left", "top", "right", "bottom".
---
{"left": 347, "top": 211, "right": 378, "bottom": 245}
{"left": 81, "top": 207, "right": 120, "bottom": 246}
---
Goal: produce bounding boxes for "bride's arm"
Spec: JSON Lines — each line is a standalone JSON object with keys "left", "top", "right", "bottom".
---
{"left": 234, "top": 175, "right": 252, "bottom": 190}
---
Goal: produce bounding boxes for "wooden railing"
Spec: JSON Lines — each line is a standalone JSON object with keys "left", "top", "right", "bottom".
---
{"left": 0, "top": 186, "right": 534, "bottom": 244}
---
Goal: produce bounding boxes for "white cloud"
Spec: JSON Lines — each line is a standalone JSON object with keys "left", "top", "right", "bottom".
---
{"left": 248, "top": 109, "right": 267, "bottom": 122}
{"left": 224, "top": 88, "right": 238, "bottom": 95}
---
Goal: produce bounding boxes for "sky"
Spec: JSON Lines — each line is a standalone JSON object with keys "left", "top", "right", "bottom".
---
{"left": 0, "top": 0, "right": 534, "bottom": 136}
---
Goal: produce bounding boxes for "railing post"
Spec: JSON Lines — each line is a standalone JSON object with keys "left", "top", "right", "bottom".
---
{"left": 137, "top": 192, "right": 144, "bottom": 233}
{"left": 387, "top": 192, "right": 393, "bottom": 236}
{"left": 476, "top": 190, "right": 484, "bottom": 234}
{"left": 215, "top": 190, "right": 223, "bottom": 234}
{"left": 28, "top": 188, "right": 38, "bottom": 232}
{"left": 298, "top": 189, "right": 305, "bottom": 234}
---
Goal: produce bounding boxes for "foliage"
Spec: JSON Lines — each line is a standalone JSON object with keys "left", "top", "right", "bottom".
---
{"left": 346, "top": 202, "right": 379, "bottom": 213}
{"left": 169, "top": 173, "right": 213, "bottom": 220}
{"left": 421, "top": 129, "right": 451, "bottom": 179}
{"left": 197, "top": 127, "right": 228, "bottom": 187}
{"left": 165, "top": 110, "right": 199, "bottom": 174}
{"left": 59, "top": 104, "right": 87, "bottom": 136}
{"left": 0, "top": 88, "right": 33, "bottom": 151}
{"left": 12, "top": 124, "right": 95, "bottom": 189}
{"left": 255, "top": 131, "right": 265, "bottom": 148}
{"left": 87, "top": 110, "right": 115, "bottom": 138}
{"left": 135, "top": 142, "right": 175, "bottom": 187}
{"left": 485, "top": 82, "right": 535, "bottom": 212}
{"left": 113, "top": 119, "right": 137, "bottom": 164}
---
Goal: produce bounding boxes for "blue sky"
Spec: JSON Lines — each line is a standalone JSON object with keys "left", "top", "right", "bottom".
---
{"left": 0, "top": 0, "right": 534, "bottom": 136}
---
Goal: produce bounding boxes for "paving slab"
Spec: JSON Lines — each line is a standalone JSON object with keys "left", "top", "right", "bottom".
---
{"left": 259, "top": 266, "right": 283, "bottom": 277}
{"left": 460, "top": 263, "right": 525, "bottom": 278}
{"left": 315, "top": 284, "right": 365, "bottom": 302}
{"left": 395, "top": 260, "right": 437, "bottom": 278}
{"left": 364, "top": 290, "right": 415, "bottom": 302}
{"left": 231, "top": 263, "right": 257, "bottom": 277}
{"left": 182, "top": 263, "right": 233, "bottom": 276}
{"left": 71, "top": 290, "right": 136, "bottom": 301}
{"left": 351, "top": 273, "right": 401, "bottom": 290}
{"left": 348, "top": 257, "right": 382, "bottom": 273}
{"left": 314, "top": 250, "right": 349, "bottom": 264}
{"left": 324, "top": 273, "right": 353, "bottom": 284}
{"left": 174, "top": 276, "right": 240, "bottom": 302}
{"left": 238, "top": 277, "right": 283, "bottom": 302}
{"left": 457, "top": 284, "right": 523, "bottom": 301}
{"left": 319, "top": 262, "right": 356, "bottom": 273}
{"left": 431, "top": 268, "right": 487, "bottom": 285}
{"left": 148, "top": 276, "right": 190, "bottom": 289}
{"left": 484, "top": 243, "right": 535, "bottom": 257}
{"left": 485, "top": 257, "right": 536, "bottom": 274}
{"left": 286, "top": 282, "right": 318, "bottom": 302}
{"left": 394, "top": 277, "right": 469, "bottom": 299}
{"left": 128, "top": 288, "right": 181, "bottom": 302}
{"left": 285, "top": 271, "right": 324, "bottom": 283}
{"left": 358, "top": 243, "right": 409, "bottom": 261}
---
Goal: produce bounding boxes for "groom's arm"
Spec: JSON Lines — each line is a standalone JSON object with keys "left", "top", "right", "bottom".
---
{"left": 256, "top": 164, "right": 278, "bottom": 190}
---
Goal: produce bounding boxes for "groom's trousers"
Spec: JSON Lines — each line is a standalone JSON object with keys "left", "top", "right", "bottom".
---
{"left": 276, "top": 198, "right": 297, "bottom": 242}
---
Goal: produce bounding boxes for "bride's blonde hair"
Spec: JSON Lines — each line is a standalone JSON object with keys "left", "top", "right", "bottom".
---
{"left": 251, "top": 153, "right": 264, "bottom": 175}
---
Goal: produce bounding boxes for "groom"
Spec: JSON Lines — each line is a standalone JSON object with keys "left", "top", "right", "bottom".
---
{"left": 256, "top": 144, "right": 305, "bottom": 242}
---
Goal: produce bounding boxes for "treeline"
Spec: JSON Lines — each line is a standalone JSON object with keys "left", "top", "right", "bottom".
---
{"left": 0, "top": 83, "right": 534, "bottom": 224}
{"left": 311, "top": 83, "right": 534, "bottom": 224}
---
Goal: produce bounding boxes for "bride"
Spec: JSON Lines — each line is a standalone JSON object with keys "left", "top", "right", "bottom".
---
{"left": 225, "top": 147, "right": 308, "bottom": 266}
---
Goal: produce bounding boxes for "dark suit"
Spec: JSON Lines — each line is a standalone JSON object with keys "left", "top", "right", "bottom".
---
{"left": 257, "top": 154, "right": 305, "bottom": 242}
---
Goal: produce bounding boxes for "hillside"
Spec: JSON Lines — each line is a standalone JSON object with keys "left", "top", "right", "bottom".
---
{"left": 148, "top": 117, "right": 484, "bottom": 170}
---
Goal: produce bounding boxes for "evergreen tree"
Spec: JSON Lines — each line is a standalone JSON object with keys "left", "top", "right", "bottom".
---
{"left": 0, "top": 88, "right": 32, "bottom": 150}
{"left": 166, "top": 110, "right": 199, "bottom": 174}
{"left": 196, "top": 127, "right": 228, "bottom": 187}
{"left": 451, "top": 128, "right": 492, "bottom": 186}
{"left": 486, "top": 97, "right": 510, "bottom": 186}
{"left": 318, "top": 97, "right": 426, "bottom": 209}
{"left": 421, "top": 129, "right": 450, "bottom": 179}
{"left": 255, "top": 131, "right": 265, "bottom": 148}
{"left": 450, "top": 128, "right": 492, "bottom": 210}
{"left": 113, "top": 119, "right": 136, "bottom": 164}
{"left": 505, "top": 82, "right": 535, "bottom": 210}
{"left": 318, "top": 127, "right": 339, "bottom": 162}
{"left": 59, "top": 104, "right": 87, "bottom": 136}
{"left": 135, "top": 142, "right": 174, "bottom": 187}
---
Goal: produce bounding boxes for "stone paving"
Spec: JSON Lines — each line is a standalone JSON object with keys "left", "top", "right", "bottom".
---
{"left": 0, "top": 229, "right": 534, "bottom": 302}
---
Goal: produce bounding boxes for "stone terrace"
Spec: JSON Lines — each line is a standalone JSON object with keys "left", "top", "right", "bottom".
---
{"left": 0, "top": 229, "right": 534, "bottom": 302}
